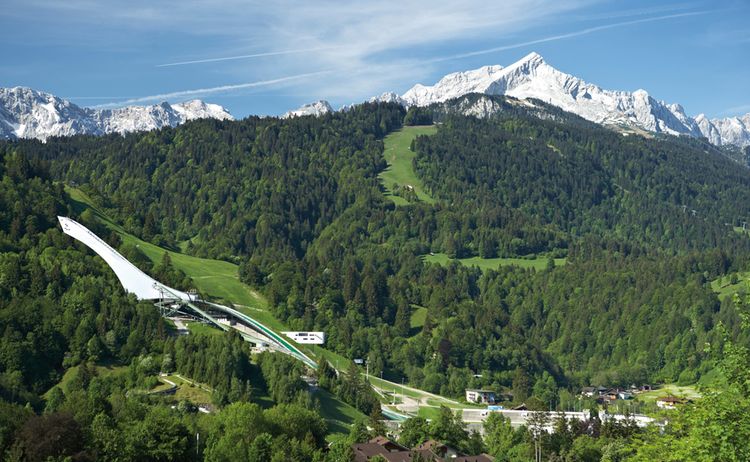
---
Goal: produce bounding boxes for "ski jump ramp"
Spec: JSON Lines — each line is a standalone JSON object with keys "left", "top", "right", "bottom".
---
{"left": 58, "top": 216, "right": 316, "bottom": 369}
{"left": 58, "top": 216, "right": 196, "bottom": 302}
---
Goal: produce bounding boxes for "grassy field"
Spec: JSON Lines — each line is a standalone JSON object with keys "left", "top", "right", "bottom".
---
{"left": 637, "top": 384, "right": 702, "bottom": 402}
{"left": 185, "top": 321, "right": 223, "bottom": 336}
{"left": 369, "top": 376, "right": 425, "bottom": 400}
{"left": 166, "top": 374, "right": 214, "bottom": 404}
{"left": 424, "top": 253, "right": 567, "bottom": 272}
{"left": 410, "top": 306, "right": 428, "bottom": 330}
{"left": 313, "top": 387, "right": 368, "bottom": 436}
{"left": 711, "top": 272, "right": 750, "bottom": 301}
{"left": 417, "top": 407, "right": 442, "bottom": 420}
{"left": 379, "top": 125, "right": 437, "bottom": 205}
{"left": 45, "top": 363, "right": 127, "bottom": 398}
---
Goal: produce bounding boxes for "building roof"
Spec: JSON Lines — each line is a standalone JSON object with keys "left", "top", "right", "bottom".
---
{"left": 353, "top": 438, "right": 491, "bottom": 462}
{"left": 393, "top": 451, "right": 444, "bottom": 462}
{"left": 369, "top": 436, "right": 409, "bottom": 452}
{"left": 353, "top": 443, "right": 389, "bottom": 462}
{"left": 455, "top": 455, "right": 495, "bottom": 462}
{"left": 415, "top": 439, "right": 448, "bottom": 452}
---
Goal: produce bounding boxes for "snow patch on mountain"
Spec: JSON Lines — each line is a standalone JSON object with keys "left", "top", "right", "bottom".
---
{"left": 0, "top": 87, "right": 233, "bottom": 141}
{"left": 282, "top": 100, "right": 333, "bottom": 119}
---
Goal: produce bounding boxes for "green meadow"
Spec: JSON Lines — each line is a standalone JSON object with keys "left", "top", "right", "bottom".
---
{"left": 379, "top": 125, "right": 437, "bottom": 205}
{"left": 423, "top": 252, "right": 567, "bottom": 272}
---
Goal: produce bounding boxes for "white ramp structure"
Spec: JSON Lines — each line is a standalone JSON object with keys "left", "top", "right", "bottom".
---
{"left": 58, "top": 216, "right": 196, "bottom": 302}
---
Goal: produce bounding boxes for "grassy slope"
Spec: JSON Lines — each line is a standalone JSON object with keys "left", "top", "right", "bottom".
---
{"left": 314, "top": 388, "right": 367, "bottom": 436}
{"left": 637, "top": 384, "right": 702, "bottom": 402}
{"left": 424, "top": 252, "right": 567, "bottom": 272}
{"left": 410, "top": 306, "right": 428, "bottom": 330}
{"left": 45, "top": 363, "right": 127, "bottom": 398}
{"left": 379, "top": 125, "right": 437, "bottom": 205}
{"left": 711, "top": 272, "right": 750, "bottom": 301}
{"left": 185, "top": 321, "right": 223, "bottom": 336}
{"left": 65, "top": 186, "right": 366, "bottom": 433}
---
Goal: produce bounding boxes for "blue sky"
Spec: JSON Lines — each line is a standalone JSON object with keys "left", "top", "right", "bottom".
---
{"left": 2, "top": 0, "right": 748, "bottom": 118}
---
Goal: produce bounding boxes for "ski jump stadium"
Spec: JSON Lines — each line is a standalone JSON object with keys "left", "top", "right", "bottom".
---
{"left": 58, "top": 216, "right": 317, "bottom": 369}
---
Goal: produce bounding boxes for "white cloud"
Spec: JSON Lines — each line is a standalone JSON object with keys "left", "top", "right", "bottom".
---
{"left": 429, "top": 10, "right": 709, "bottom": 62}
{"left": 93, "top": 71, "right": 331, "bottom": 108}
{"left": 156, "top": 47, "right": 341, "bottom": 67}
{"left": 719, "top": 104, "right": 750, "bottom": 117}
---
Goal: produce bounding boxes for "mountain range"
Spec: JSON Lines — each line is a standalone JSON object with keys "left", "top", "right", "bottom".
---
{"left": 367, "top": 52, "right": 750, "bottom": 148}
{"left": 3, "top": 53, "right": 749, "bottom": 148}
{"left": 372, "top": 53, "right": 750, "bottom": 147}
{"left": 0, "top": 87, "right": 233, "bottom": 141}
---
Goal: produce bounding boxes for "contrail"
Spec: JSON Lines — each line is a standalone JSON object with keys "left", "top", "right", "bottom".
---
{"left": 157, "top": 47, "right": 337, "bottom": 67}
{"left": 93, "top": 71, "right": 331, "bottom": 108}
{"left": 430, "top": 10, "right": 708, "bottom": 63}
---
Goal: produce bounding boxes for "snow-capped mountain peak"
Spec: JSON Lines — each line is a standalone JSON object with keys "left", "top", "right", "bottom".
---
{"left": 0, "top": 87, "right": 233, "bottom": 141}
{"left": 402, "top": 64, "right": 506, "bottom": 107}
{"left": 397, "top": 52, "right": 750, "bottom": 147}
{"left": 282, "top": 100, "right": 333, "bottom": 119}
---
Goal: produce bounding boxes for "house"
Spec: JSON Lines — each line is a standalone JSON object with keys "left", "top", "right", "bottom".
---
{"left": 352, "top": 437, "right": 412, "bottom": 462}
{"left": 416, "top": 440, "right": 452, "bottom": 458}
{"left": 352, "top": 443, "right": 393, "bottom": 462}
{"left": 368, "top": 436, "right": 408, "bottom": 452}
{"left": 581, "top": 386, "right": 596, "bottom": 397}
{"left": 618, "top": 391, "right": 634, "bottom": 400}
{"left": 604, "top": 391, "right": 619, "bottom": 402}
{"left": 656, "top": 397, "right": 687, "bottom": 410}
{"left": 465, "top": 389, "right": 496, "bottom": 404}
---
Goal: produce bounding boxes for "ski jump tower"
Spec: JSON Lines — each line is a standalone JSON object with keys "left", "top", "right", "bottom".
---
{"left": 58, "top": 216, "right": 316, "bottom": 368}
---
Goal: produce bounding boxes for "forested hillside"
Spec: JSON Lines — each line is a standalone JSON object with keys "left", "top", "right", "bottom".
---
{"left": 7, "top": 97, "right": 750, "bottom": 390}
{"left": 4, "top": 95, "right": 750, "bottom": 459}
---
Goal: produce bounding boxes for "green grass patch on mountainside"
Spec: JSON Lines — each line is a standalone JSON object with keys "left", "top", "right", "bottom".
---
{"left": 423, "top": 253, "right": 567, "bottom": 272}
{"left": 165, "top": 374, "right": 214, "bottom": 404}
{"left": 313, "top": 387, "right": 368, "bottom": 437}
{"left": 410, "top": 306, "right": 428, "bottom": 330}
{"left": 636, "top": 384, "right": 702, "bottom": 402}
{"left": 379, "top": 125, "right": 437, "bottom": 205}
{"left": 184, "top": 321, "right": 223, "bottom": 336}
{"left": 711, "top": 272, "right": 750, "bottom": 301}
{"left": 45, "top": 363, "right": 127, "bottom": 398}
